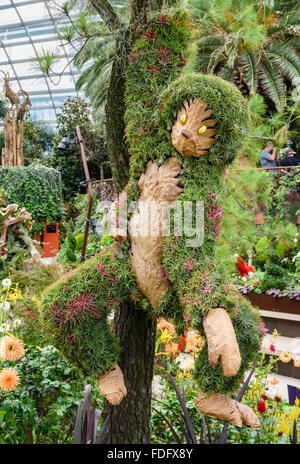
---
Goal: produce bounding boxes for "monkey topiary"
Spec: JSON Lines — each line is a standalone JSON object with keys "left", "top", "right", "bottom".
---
{"left": 40, "top": 7, "right": 262, "bottom": 426}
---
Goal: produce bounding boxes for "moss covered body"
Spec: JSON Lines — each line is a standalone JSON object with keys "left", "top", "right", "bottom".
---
{"left": 40, "top": 8, "right": 262, "bottom": 397}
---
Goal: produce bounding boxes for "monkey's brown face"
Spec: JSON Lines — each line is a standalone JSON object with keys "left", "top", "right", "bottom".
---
{"left": 171, "top": 98, "right": 216, "bottom": 158}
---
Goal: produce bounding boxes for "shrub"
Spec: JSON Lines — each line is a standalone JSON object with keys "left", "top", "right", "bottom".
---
{"left": 0, "top": 165, "right": 65, "bottom": 229}
{"left": 0, "top": 344, "right": 102, "bottom": 444}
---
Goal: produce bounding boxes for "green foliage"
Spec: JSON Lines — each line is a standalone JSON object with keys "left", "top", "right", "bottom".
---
{"left": 267, "top": 170, "right": 300, "bottom": 223}
{"left": 0, "top": 165, "right": 64, "bottom": 225}
{"left": 191, "top": 0, "right": 300, "bottom": 111}
{"left": 23, "top": 114, "right": 55, "bottom": 165}
{"left": 49, "top": 97, "right": 109, "bottom": 200}
{"left": 40, "top": 243, "right": 138, "bottom": 377}
{"left": 0, "top": 344, "right": 102, "bottom": 444}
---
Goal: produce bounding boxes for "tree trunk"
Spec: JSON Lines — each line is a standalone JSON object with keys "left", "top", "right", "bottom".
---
{"left": 101, "top": 302, "right": 157, "bottom": 444}
{"left": 105, "top": 30, "right": 131, "bottom": 192}
{"left": 90, "top": 0, "right": 166, "bottom": 444}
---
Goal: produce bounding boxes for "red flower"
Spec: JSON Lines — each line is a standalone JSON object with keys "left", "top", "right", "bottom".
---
{"left": 146, "top": 102, "right": 153, "bottom": 107}
{"left": 257, "top": 400, "right": 266, "bottom": 414}
{"left": 269, "top": 344, "right": 276, "bottom": 352}
{"left": 145, "top": 28, "right": 155, "bottom": 40}
{"left": 274, "top": 396, "right": 282, "bottom": 403}
{"left": 261, "top": 394, "right": 268, "bottom": 401}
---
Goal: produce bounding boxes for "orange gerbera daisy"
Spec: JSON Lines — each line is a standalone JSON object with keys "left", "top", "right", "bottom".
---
{"left": 0, "top": 336, "right": 24, "bottom": 361}
{"left": 279, "top": 351, "right": 292, "bottom": 363}
{"left": 0, "top": 367, "right": 20, "bottom": 391}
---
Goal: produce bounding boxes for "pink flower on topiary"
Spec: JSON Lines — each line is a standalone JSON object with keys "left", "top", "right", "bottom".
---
{"left": 148, "top": 65, "right": 160, "bottom": 74}
{"left": 157, "top": 15, "right": 168, "bottom": 24}
{"left": 66, "top": 293, "right": 99, "bottom": 321}
{"left": 97, "top": 263, "right": 106, "bottom": 277}
{"left": 203, "top": 284, "right": 213, "bottom": 294}
{"left": 183, "top": 258, "right": 195, "bottom": 272}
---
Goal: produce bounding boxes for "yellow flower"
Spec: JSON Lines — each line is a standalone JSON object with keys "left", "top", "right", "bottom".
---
{"left": 159, "top": 329, "right": 173, "bottom": 344}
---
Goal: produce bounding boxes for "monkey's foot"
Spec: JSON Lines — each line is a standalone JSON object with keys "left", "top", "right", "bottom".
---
{"left": 195, "top": 390, "right": 260, "bottom": 429}
{"left": 98, "top": 363, "right": 127, "bottom": 405}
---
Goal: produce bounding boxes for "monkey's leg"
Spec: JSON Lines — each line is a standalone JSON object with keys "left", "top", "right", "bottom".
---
{"left": 194, "top": 308, "right": 260, "bottom": 428}
{"left": 40, "top": 248, "right": 136, "bottom": 406}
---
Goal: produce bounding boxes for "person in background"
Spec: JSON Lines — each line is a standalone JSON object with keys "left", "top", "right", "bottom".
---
{"left": 280, "top": 147, "right": 300, "bottom": 167}
{"left": 260, "top": 141, "right": 278, "bottom": 169}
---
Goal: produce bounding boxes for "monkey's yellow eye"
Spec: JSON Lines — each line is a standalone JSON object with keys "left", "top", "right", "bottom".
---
{"left": 180, "top": 114, "right": 188, "bottom": 125}
{"left": 198, "top": 125, "right": 207, "bottom": 135}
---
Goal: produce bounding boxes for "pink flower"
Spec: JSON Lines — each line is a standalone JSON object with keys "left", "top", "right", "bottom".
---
{"left": 203, "top": 284, "right": 213, "bottom": 294}
{"left": 270, "top": 344, "right": 276, "bottom": 352}
{"left": 183, "top": 258, "right": 195, "bottom": 272}
{"left": 148, "top": 65, "right": 160, "bottom": 74}
{"left": 157, "top": 15, "right": 168, "bottom": 24}
{"left": 97, "top": 263, "right": 106, "bottom": 277}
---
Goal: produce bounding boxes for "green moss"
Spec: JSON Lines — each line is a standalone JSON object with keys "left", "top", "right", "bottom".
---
{"left": 40, "top": 243, "right": 138, "bottom": 377}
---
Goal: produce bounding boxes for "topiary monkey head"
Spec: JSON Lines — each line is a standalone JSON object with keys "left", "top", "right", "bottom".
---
{"left": 159, "top": 73, "right": 250, "bottom": 168}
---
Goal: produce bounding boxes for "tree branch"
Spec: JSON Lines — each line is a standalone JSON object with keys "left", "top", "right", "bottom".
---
{"left": 89, "top": 0, "right": 123, "bottom": 31}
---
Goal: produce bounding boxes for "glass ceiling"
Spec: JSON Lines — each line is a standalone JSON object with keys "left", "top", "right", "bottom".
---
{"left": 0, "top": 0, "right": 81, "bottom": 123}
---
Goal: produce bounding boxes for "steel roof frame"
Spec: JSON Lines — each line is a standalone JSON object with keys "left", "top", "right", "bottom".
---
{"left": 0, "top": 0, "right": 80, "bottom": 122}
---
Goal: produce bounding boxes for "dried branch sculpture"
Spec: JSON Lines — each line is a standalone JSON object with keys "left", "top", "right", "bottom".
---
{"left": 40, "top": 8, "right": 262, "bottom": 430}
{"left": 0, "top": 71, "right": 31, "bottom": 166}
{"left": 0, "top": 202, "right": 40, "bottom": 262}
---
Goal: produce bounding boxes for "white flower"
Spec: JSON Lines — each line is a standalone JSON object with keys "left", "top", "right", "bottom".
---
{"left": 1, "top": 278, "right": 11, "bottom": 288}
{"left": 0, "top": 301, "right": 10, "bottom": 313}
{"left": 0, "top": 322, "right": 10, "bottom": 333}
{"left": 294, "top": 238, "right": 298, "bottom": 243}
{"left": 12, "top": 319, "right": 22, "bottom": 328}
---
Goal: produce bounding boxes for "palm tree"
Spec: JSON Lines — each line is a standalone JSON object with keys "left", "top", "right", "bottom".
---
{"left": 190, "top": 0, "right": 300, "bottom": 111}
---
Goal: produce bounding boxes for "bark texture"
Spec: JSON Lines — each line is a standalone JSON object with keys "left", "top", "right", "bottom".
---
{"left": 101, "top": 302, "right": 157, "bottom": 444}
